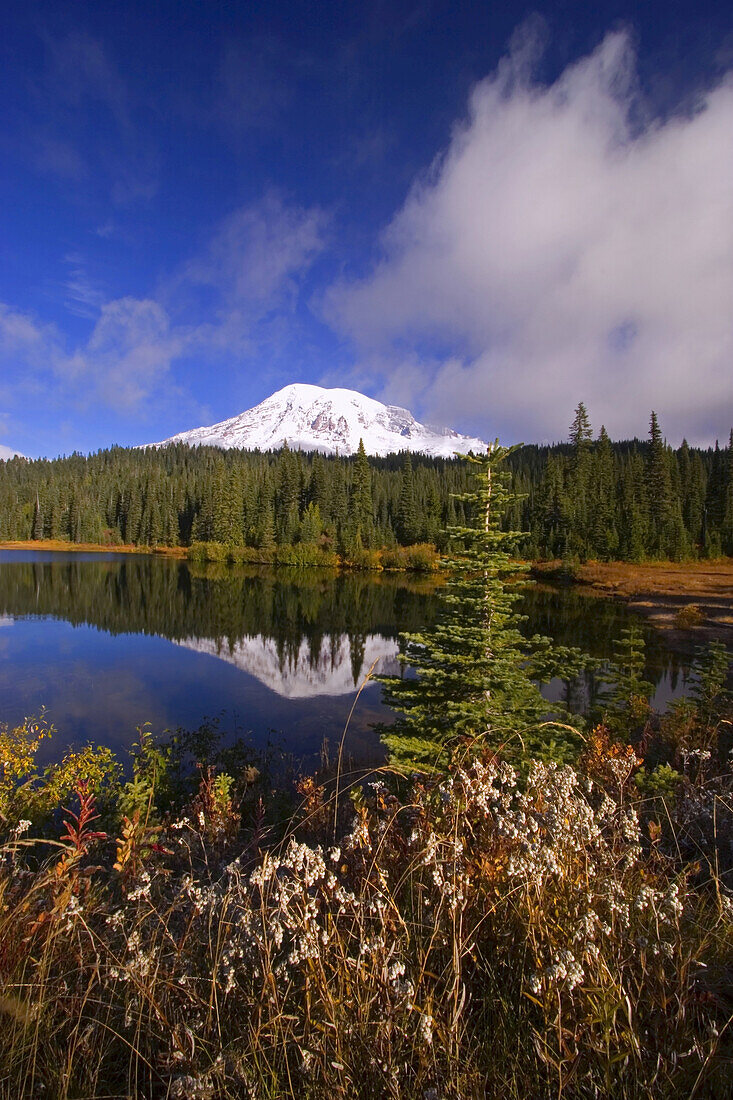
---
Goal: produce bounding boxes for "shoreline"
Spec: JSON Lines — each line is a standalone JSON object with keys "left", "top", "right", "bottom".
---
{"left": 3, "top": 543, "right": 732, "bottom": 649}
{"left": 0, "top": 539, "right": 187, "bottom": 557}
{"left": 0, "top": 539, "right": 441, "bottom": 575}
{"left": 532, "top": 558, "right": 733, "bottom": 651}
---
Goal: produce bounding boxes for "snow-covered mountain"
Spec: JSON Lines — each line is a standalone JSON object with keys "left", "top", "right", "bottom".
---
{"left": 148, "top": 383, "right": 488, "bottom": 457}
{"left": 0, "top": 444, "right": 24, "bottom": 461}
{"left": 175, "top": 632, "right": 401, "bottom": 698}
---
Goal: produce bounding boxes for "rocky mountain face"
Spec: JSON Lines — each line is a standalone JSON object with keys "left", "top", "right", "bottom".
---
{"left": 148, "top": 383, "right": 487, "bottom": 457}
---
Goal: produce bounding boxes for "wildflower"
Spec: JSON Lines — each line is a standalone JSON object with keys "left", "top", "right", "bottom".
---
{"left": 417, "top": 1012, "right": 434, "bottom": 1045}
{"left": 528, "top": 973, "right": 542, "bottom": 995}
{"left": 169, "top": 1075, "right": 214, "bottom": 1099}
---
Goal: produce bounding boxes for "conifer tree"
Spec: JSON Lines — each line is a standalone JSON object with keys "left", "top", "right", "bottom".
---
{"left": 257, "top": 496, "right": 276, "bottom": 550}
{"left": 722, "top": 429, "right": 733, "bottom": 554}
{"left": 299, "top": 501, "right": 322, "bottom": 544}
{"left": 67, "top": 491, "right": 82, "bottom": 543}
{"left": 536, "top": 455, "right": 569, "bottom": 558}
{"left": 619, "top": 451, "right": 647, "bottom": 561}
{"left": 591, "top": 426, "right": 618, "bottom": 558}
{"left": 380, "top": 442, "right": 573, "bottom": 769}
{"left": 423, "top": 481, "right": 442, "bottom": 544}
{"left": 689, "top": 640, "right": 731, "bottom": 732}
{"left": 32, "top": 491, "right": 43, "bottom": 540}
{"left": 679, "top": 440, "right": 704, "bottom": 549}
{"left": 242, "top": 477, "right": 259, "bottom": 544}
{"left": 396, "top": 453, "right": 418, "bottom": 544}
{"left": 647, "top": 411, "right": 671, "bottom": 554}
{"left": 568, "top": 401, "right": 593, "bottom": 452}
{"left": 706, "top": 440, "right": 724, "bottom": 533}
{"left": 350, "top": 439, "right": 374, "bottom": 547}
{"left": 308, "top": 452, "right": 329, "bottom": 513}
{"left": 212, "top": 466, "right": 244, "bottom": 545}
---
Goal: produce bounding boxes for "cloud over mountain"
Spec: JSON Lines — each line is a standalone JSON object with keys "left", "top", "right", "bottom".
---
{"left": 326, "top": 29, "right": 733, "bottom": 444}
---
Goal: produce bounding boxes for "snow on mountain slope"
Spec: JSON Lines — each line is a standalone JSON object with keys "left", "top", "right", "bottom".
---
{"left": 175, "top": 632, "right": 401, "bottom": 698}
{"left": 0, "top": 444, "right": 24, "bottom": 460}
{"left": 148, "top": 383, "right": 488, "bottom": 457}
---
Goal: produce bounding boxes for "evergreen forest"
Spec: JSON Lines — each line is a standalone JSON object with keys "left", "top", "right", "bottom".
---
{"left": 1, "top": 407, "right": 732, "bottom": 561}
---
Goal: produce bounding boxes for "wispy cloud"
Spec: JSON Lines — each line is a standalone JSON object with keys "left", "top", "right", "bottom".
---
{"left": 325, "top": 27, "right": 733, "bottom": 445}
{"left": 28, "top": 29, "right": 158, "bottom": 204}
{"left": 182, "top": 193, "right": 327, "bottom": 309}
{"left": 172, "top": 193, "right": 328, "bottom": 366}
{"left": 62, "top": 253, "right": 107, "bottom": 319}
{"left": 0, "top": 195, "right": 327, "bottom": 425}
{"left": 75, "top": 297, "right": 185, "bottom": 409}
{"left": 0, "top": 295, "right": 184, "bottom": 417}
{"left": 42, "top": 29, "right": 131, "bottom": 128}
{"left": 216, "top": 36, "right": 294, "bottom": 135}
{"left": 31, "top": 134, "right": 88, "bottom": 181}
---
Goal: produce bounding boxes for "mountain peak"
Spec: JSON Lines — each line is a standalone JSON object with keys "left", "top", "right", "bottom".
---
{"left": 0, "top": 444, "right": 24, "bottom": 461}
{"left": 148, "top": 383, "right": 488, "bottom": 458}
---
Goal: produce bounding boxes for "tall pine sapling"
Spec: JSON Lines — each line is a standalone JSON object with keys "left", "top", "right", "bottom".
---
{"left": 380, "top": 441, "right": 581, "bottom": 770}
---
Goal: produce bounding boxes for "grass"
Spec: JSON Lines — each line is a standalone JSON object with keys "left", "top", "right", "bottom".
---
{"left": 0, "top": 539, "right": 186, "bottom": 557}
{"left": 1, "top": 699, "right": 732, "bottom": 1098}
{"left": 532, "top": 558, "right": 733, "bottom": 645}
{"left": 532, "top": 557, "right": 733, "bottom": 594}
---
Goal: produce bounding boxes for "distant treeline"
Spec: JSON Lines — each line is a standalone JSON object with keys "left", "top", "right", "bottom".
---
{"left": 511, "top": 408, "right": 733, "bottom": 560}
{"left": 1, "top": 407, "right": 731, "bottom": 560}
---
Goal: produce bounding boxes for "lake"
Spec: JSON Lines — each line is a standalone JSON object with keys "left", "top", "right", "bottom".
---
{"left": 0, "top": 550, "right": 694, "bottom": 770}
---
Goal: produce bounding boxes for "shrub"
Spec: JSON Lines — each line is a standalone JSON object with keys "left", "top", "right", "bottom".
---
{"left": 188, "top": 541, "right": 340, "bottom": 568}
{"left": 0, "top": 711, "right": 120, "bottom": 832}
{"left": 345, "top": 546, "right": 383, "bottom": 571}
{"left": 380, "top": 543, "right": 440, "bottom": 572}
{"left": 273, "top": 544, "right": 339, "bottom": 568}
{"left": 403, "top": 542, "right": 440, "bottom": 571}
{"left": 674, "top": 603, "right": 704, "bottom": 628}
{"left": 187, "top": 540, "right": 229, "bottom": 562}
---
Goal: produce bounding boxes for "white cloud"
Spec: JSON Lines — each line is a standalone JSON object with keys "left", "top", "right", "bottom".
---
{"left": 0, "top": 297, "right": 180, "bottom": 413}
{"left": 0, "top": 303, "right": 61, "bottom": 361}
{"left": 80, "top": 298, "right": 184, "bottom": 409}
{"left": 183, "top": 193, "right": 326, "bottom": 308}
{"left": 326, "top": 30, "right": 733, "bottom": 444}
{"left": 175, "top": 193, "right": 327, "bottom": 361}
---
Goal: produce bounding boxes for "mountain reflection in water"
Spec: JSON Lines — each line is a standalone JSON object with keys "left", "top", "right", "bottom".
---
{"left": 0, "top": 551, "right": 690, "bottom": 767}
{"left": 177, "top": 634, "right": 401, "bottom": 698}
{"left": 0, "top": 553, "right": 439, "bottom": 763}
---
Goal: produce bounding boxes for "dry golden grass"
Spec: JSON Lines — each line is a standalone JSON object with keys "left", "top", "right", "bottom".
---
{"left": 0, "top": 538, "right": 187, "bottom": 556}
{"left": 533, "top": 558, "right": 733, "bottom": 645}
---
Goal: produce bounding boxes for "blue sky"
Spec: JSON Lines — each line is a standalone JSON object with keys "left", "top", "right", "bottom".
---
{"left": 1, "top": 0, "right": 732, "bottom": 457}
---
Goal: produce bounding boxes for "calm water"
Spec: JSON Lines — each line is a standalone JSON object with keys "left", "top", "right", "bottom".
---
{"left": 0, "top": 550, "right": 692, "bottom": 768}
